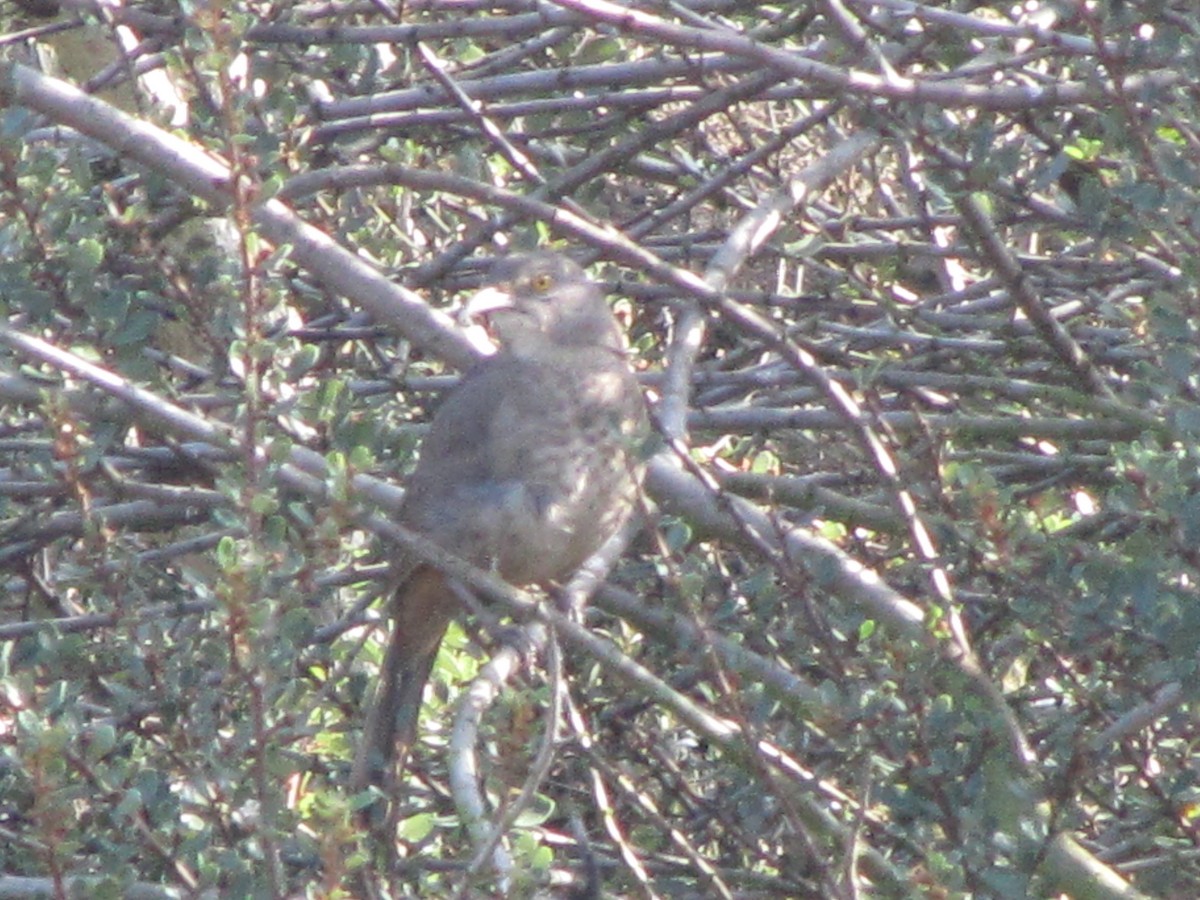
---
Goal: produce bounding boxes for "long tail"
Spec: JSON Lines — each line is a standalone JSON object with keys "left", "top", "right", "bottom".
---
{"left": 351, "top": 567, "right": 453, "bottom": 792}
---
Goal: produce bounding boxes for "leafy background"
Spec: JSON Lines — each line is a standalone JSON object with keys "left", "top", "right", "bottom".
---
{"left": 1, "top": 1, "right": 1199, "bottom": 897}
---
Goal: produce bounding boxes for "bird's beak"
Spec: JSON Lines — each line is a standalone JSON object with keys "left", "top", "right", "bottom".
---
{"left": 458, "top": 284, "right": 515, "bottom": 326}
{"left": 458, "top": 284, "right": 518, "bottom": 355}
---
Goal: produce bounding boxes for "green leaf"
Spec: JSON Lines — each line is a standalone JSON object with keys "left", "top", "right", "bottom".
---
{"left": 398, "top": 811, "right": 437, "bottom": 842}
{"left": 69, "top": 238, "right": 104, "bottom": 270}
{"left": 216, "top": 535, "right": 239, "bottom": 571}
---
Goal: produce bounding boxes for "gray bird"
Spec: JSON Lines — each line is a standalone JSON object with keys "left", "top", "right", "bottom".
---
{"left": 352, "top": 251, "right": 647, "bottom": 791}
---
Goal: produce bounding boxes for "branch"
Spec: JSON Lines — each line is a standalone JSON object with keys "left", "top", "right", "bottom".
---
{"left": 0, "top": 61, "right": 480, "bottom": 370}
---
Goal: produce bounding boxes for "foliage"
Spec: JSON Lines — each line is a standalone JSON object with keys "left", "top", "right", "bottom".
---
{"left": 1, "top": 0, "right": 1199, "bottom": 897}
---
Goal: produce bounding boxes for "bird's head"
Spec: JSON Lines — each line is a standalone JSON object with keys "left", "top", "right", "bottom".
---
{"left": 462, "top": 251, "right": 623, "bottom": 354}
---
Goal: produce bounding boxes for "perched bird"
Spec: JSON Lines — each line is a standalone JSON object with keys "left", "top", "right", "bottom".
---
{"left": 352, "top": 251, "right": 647, "bottom": 791}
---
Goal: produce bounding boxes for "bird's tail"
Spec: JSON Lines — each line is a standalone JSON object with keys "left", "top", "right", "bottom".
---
{"left": 351, "top": 567, "right": 451, "bottom": 792}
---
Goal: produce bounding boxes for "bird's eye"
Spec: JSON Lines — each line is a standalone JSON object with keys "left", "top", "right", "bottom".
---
{"left": 530, "top": 272, "right": 554, "bottom": 292}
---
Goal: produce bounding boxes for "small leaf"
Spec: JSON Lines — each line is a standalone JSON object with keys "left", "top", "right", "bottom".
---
{"left": 216, "top": 535, "right": 239, "bottom": 571}
{"left": 398, "top": 811, "right": 436, "bottom": 842}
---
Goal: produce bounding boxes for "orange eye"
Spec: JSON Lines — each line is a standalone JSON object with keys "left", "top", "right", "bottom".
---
{"left": 530, "top": 272, "right": 554, "bottom": 292}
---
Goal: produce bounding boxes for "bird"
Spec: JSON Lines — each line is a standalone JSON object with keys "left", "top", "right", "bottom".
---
{"left": 351, "top": 250, "right": 647, "bottom": 792}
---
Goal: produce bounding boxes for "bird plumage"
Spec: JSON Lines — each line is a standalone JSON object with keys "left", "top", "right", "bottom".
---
{"left": 351, "top": 251, "right": 646, "bottom": 792}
